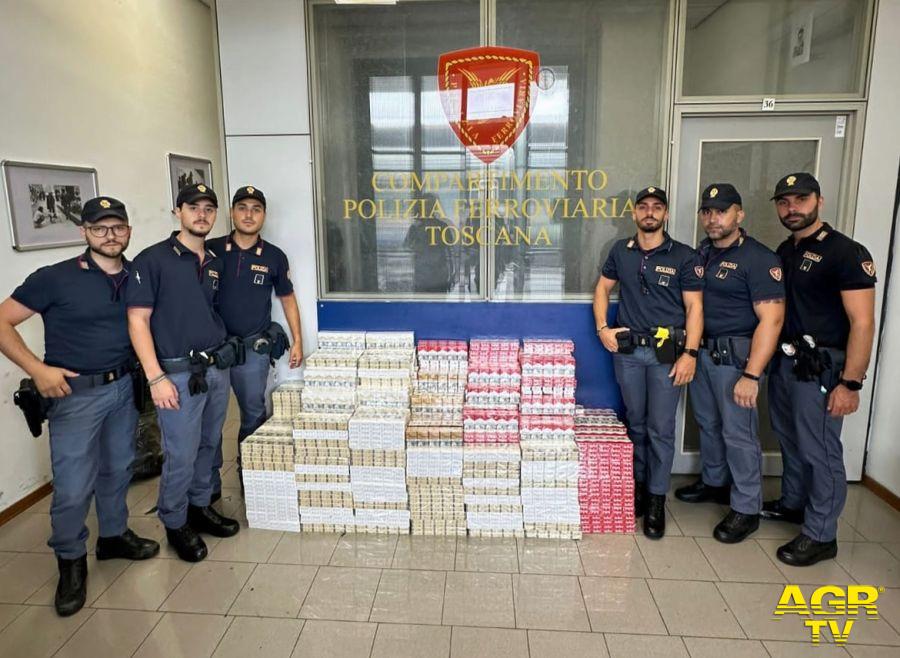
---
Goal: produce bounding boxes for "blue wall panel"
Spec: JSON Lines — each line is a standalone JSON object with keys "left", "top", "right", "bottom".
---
{"left": 317, "top": 301, "right": 623, "bottom": 411}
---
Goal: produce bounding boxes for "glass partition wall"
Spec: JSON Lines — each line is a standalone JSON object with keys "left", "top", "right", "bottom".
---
{"left": 308, "top": 0, "right": 873, "bottom": 301}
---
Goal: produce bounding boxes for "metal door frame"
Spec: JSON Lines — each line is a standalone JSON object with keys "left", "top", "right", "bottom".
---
{"left": 668, "top": 105, "right": 869, "bottom": 476}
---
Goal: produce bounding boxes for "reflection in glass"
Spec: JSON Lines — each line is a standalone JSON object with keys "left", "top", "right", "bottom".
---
{"left": 682, "top": 138, "right": 819, "bottom": 455}
{"left": 683, "top": 0, "right": 871, "bottom": 97}
{"left": 313, "top": 0, "right": 481, "bottom": 297}
{"left": 494, "top": 0, "right": 670, "bottom": 299}
{"left": 695, "top": 140, "right": 818, "bottom": 250}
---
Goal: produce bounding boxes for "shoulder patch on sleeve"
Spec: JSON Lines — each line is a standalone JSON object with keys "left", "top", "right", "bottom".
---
{"left": 861, "top": 261, "right": 876, "bottom": 277}
{"left": 694, "top": 265, "right": 704, "bottom": 278}
{"left": 769, "top": 267, "right": 783, "bottom": 282}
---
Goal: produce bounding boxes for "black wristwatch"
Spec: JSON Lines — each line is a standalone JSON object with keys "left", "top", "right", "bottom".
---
{"left": 683, "top": 348, "right": 699, "bottom": 358}
{"left": 838, "top": 378, "right": 863, "bottom": 391}
{"left": 741, "top": 371, "right": 761, "bottom": 382}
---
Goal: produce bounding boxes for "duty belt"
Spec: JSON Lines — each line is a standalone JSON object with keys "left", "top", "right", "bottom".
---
{"left": 160, "top": 351, "right": 216, "bottom": 374}
{"left": 242, "top": 333, "right": 268, "bottom": 350}
{"left": 66, "top": 362, "right": 134, "bottom": 393}
{"left": 629, "top": 334, "right": 655, "bottom": 347}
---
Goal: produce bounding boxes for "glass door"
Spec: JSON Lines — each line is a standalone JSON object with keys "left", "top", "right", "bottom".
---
{"left": 670, "top": 112, "right": 855, "bottom": 475}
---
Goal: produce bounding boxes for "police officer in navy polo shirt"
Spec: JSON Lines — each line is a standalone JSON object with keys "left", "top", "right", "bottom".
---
{"left": 593, "top": 186, "right": 704, "bottom": 539}
{"left": 207, "top": 185, "right": 303, "bottom": 495}
{"left": 763, "top": 172, "right": 876, "bottom": 566}
{"left": 126, "top": 183, "right": 240, "bottom": 563}
{"left": 675, "top": 184, "right": 785, "bottom": 544}
{"left": 0, "top": 197, "right": 159, "bottom": 617}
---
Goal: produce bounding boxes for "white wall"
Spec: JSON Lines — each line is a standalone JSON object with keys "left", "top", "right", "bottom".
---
{"left": 861, "top": 0, "right": 900, "bottom": 497}
{"left": 0, "top": 0, "right": 224, "bottom": 512}
{"left": 215, "top": 0, "right": 320, "bottom": 374}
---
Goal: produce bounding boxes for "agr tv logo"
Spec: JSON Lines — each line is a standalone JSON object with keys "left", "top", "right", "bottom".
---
{"left": 773, "top": 585, "right": 883, "bottom": 644}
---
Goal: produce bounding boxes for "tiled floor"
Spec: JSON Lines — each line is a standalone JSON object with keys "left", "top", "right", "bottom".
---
{"left": 1, "top": 414, "right": 900, "bottom": 657}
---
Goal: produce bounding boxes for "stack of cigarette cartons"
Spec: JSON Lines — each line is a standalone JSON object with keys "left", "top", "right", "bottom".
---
{"left": 575, "top": 408, "right": 635, "bottom": 533}
{"left": 463, "top": 339, "right": 523, "bottom": 537}
{"left": 414, "top": 339, "right": 468, "bottom": 396}
{"left": 405, "top": 339, "right": 467, "bottom": 535}
{"left": 292, "top": 411, "right": 355, "bottom": 532}
{"left": 519, "top": 339, "right": 577, "bottom": 415}
{"left": 349, "top": 407, "right": 410, "bottom": 533}
{"left": 299, "top": 331, "right": 364, "bottom": 409}
{"left": 518, "top": 339, "right": 581, "bottom": 538}
{"left": 406, "top": 426, "right": 465, "bottom": 535}
{"left": 271, "top": 380, "right": 304, "bottom": 420}
{"left": 519, "top": 415, "right": 581, "bottom": 539}
{"left": 242, "top": 420, "right": 300, "bottom": 532}
{"left": 301, "top": 336, "right": 361, "bottom": 414}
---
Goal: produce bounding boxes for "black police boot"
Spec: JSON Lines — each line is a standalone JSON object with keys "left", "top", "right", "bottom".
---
{"left": 713, "top": 510, "right": 760, "bottom": 544}
{"left": 761, "top": 499, "right": 805, "bottom": 524}
{"left": 166, "top": 524, "right": 208, "bottom": 562}
{"left": 643, "top": 494, "right": 666, "bottom": 540}
{"left": 634, "top": 481, "right": 647, "bottom": 518}
{"left": 776, "top": 533, "right": 838, "bottom": 567}
{"left": 187, "top": 504, "right": 240, "bottom": 538}
{"left": 55, "top": 555, "right": 87, "bottom": 617}
{"left": 674, "top": 478, "right": 731, "bottom": 505}
{"left": 96, "top": 529, "right": 160, "bottom": 561}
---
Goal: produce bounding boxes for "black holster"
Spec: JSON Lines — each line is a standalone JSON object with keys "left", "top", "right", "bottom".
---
{"left": 706, "top": 336, "right": 752, "bottom": 369}
{"left": 211, "top": 337, "right": 243, "bottom": 369}
{"left": 266, "top": 322, "right": 290, "bottom": 362}
{"left": 818, "top": 347, "right": 847, "bottom": 392}
{"left": 131, "top": 366, "right": 149, "bottom": 412}
{"left": 616, "top": 330, "right": 635, "bottom": 355}
{"left": 187, "top": 353, "right": 210, "bottom": 396}
{"left": 14, "top": 379, "right": 50, "bottom": 438}
{"left": 653, "top": 327, "right": 686, "bottom": 365}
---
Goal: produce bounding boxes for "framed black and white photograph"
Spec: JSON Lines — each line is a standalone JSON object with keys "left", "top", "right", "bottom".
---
{"left": 2, "top": 160, "right": 98, "bottom": 251}
{"left": 167, "top": 153, "right": 213, "bottom": 207}
{"left": 790, "top": 10, "right": 814, "bottom": 67}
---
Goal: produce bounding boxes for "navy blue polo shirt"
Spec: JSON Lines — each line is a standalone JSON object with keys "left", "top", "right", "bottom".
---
{"left": 777, "top": 223, "right": 876, "bottom": 348}
{"left": 125, "top": 232, "right": 227, "bottom": 359}
{"left": 11, "top": 250, "right": 133, "bottom": 373}
{"left": 206, "top": 233, "right": 293, "bottom": 338}
{"left": 697, "top": 231, "right": 785, "bottom": 338}
{"left": 601, "top": 233, "right": 704, "bottom": 334}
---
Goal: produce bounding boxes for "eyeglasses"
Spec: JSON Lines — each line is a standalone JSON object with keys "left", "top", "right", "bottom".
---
{"left": 86, "top": 224, "right": 130, "bottom": 237}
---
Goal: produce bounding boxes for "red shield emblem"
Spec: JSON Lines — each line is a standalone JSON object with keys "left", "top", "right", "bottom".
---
{"left": 437, "top": 46, "right": 540, "bottom": 164}
{"left": 694, "top": 266, "right": 704, "bottom": 278}
{"left": 861, "top": 261, "right": 876, "bottom": 277}
{"left": 769, "top": 267, "right": 783, "bottom": 282}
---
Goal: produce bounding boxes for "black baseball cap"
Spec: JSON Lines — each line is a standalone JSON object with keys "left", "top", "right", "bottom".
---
{"left": 635, "top": 186, "right": 668, "bottom": 206}
{"left": 232, "top": 185, "right": 266, "bottom": 209}
{"left": 699, "top": 183, "right": 742, "bottom": 211}
{"left": 176, "top": 183, "right": 218, "bottom": 208}
{"left": 771, "top": 172, "right": 821, "bottom": 200}
{"left": 81, "top": 196, "right": 128, "bottom": 224}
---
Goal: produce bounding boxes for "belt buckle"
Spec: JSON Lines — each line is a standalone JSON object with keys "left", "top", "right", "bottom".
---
{"left": 107, "top": 371, "right": 115, "bottom": 383}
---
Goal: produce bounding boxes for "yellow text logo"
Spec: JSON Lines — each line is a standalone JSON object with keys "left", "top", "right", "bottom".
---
{"left": 773, "top": 585, "right": 882, "bottom": 645}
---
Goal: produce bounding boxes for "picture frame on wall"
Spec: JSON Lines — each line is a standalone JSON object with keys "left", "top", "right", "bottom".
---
{"left": 1, "top": 160, "right": 99, "bottom": 252}
{"left": 167, "top": 153, "right": 213, "bottom": 208}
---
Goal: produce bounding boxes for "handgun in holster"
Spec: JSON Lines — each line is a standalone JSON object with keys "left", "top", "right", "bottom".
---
{"left": 13, "top": 378, "right": 50, "bottom": 438}
{"left": 652, "top": 326, "right": 686, "bottom": 365}
{"left": 264, "top": 322, "right": 290, "bottom": 364}
{"left": 787, "top": 335, "right": 826, "bottom": 383}
{"left": 187, "top": 352, "right": 211, "bottom": 396}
